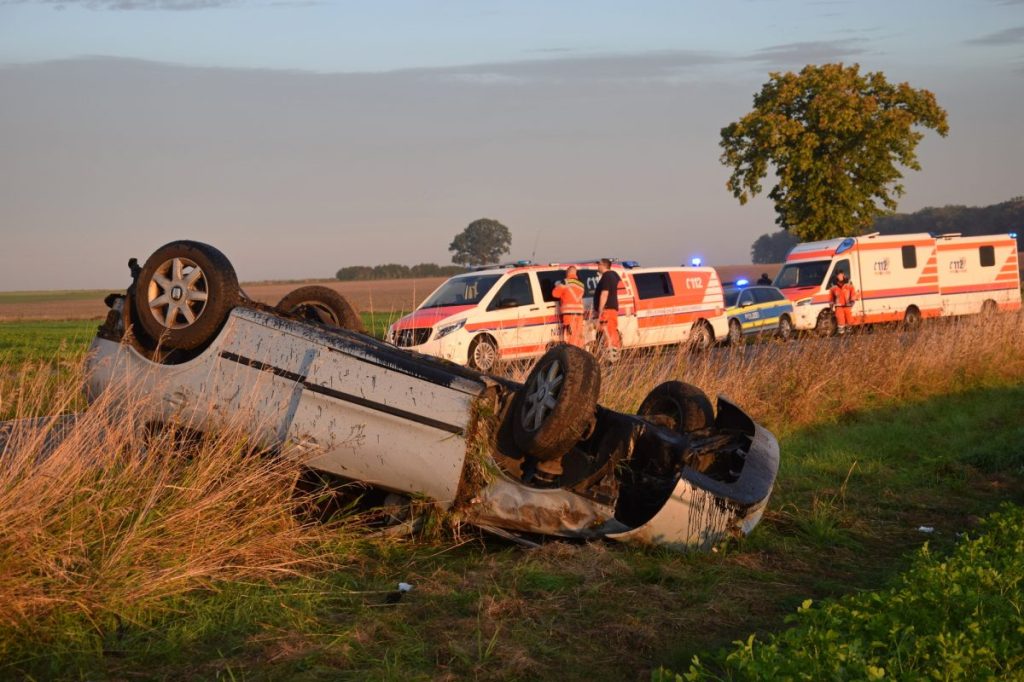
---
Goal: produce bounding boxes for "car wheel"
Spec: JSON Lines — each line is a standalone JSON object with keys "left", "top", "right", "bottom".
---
{"left": 815, "top": 310, "right": 837, "bottom": 337}
{"left": 903, "top": 306, "right": 921, "bottom": 331}
{"left": 468, "top": 335, "right": 498, "bottom": 372}
{"left": 637, "top": 381, "right": 714, "bottom": 434}
{"left": 512, "top": 344, "right": 600, "bottom": 461}
{"left": 277, "top": 285, "right": 365, "bottom": 333}
{"left": 727, "top": 318, "right": 743, "bottom": 346}
{"left": 689, "top": 321, "right": 714, "bottom": 352}
{"left": 133, "top": 240, "right": 239, "bottom": 351}
{"left": 778, "top": 314, "right": 794, "bottom": 341}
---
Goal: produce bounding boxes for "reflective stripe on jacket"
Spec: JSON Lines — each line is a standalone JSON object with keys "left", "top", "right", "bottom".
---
{"left": 552, "top": 278, "right": 585, "bottom": 315}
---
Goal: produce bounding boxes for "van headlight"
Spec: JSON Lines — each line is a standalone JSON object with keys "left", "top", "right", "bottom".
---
{"left": 435, "top": 319, "right": 466, "bottom": 340}
{"left": 795, "top": 297, "right": 813, "bottom": 306}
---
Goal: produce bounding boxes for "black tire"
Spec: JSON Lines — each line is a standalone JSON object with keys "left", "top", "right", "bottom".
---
{"left": 981, "top": 299, "right": 998, "bottom": 316}
{"left": 815, "top": 309, "right": 837, "bottom": 337}
{"left": 638, "top": 381, "right": 714, "bottom": 434}
{"left": 689, "top": 321, "right": 714, "bottom": 352}
{"left": 778, "top": 314, "right": 794, "bottom": 341}
{"left": 727, "top": 318, "right": 743, "bottom": 346}
{"left": 133, "top": 240, "right": 239, "bottom": 351}
{"left": 277, "top": 286, "right": 365, "bottom": 333}
{"left": 511, "top": 344, "right": 600, "bottom": 461}
{"left": 903, "top": 306, "right": 921, "bottom": 330}
{"left": 468, "top": 335, "right": 499, "bottom": 372}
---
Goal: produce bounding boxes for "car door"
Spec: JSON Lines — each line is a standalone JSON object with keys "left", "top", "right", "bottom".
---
{"left": 751, "top": 287, "right": 783, "bottom": 333}
{"left": 736, "top": 289, "right": 761, "bottom": 332}
{"left": 481, "top": 272, "right": 542, "bottom": 358}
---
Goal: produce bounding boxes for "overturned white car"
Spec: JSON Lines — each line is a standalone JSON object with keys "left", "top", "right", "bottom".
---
{"left": 85, "top": 240, "right": 780, "bottom": 550}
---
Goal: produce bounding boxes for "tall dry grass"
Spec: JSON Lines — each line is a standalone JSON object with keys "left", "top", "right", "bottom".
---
{"left": 597, "top": 313, "right": 1024, "bottom": 434}
{"left": 0, "top": 360, "right": 333, "bottom": 649}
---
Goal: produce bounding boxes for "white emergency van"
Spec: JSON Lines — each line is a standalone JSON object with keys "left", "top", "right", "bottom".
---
{"left": 776, "top": 232, "right": 1021, "bottom": 333}
{"left": 386, "top": 261, "right": 728, "bottom": 370}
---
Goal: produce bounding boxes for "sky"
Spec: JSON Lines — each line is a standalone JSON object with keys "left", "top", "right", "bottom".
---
{"left": 1, "top": 0, "right": 1022, "bottom": 290}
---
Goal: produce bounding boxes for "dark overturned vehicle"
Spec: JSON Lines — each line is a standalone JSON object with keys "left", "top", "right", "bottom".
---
{"left": 85, "top": 241, "right": 780, "bottom": 550}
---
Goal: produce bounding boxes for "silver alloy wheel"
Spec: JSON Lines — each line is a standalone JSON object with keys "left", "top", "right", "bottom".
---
{"left": 521, "top": 359, "right": 564, "bottom": 432}
{"left": 729, "top": 319, "right": 742, "bottom": 345}
{"left": 472, "top": 338, "right": 497, "bottom": 371}
{"left": 779, "top": 316, "right": 793, "bottom": 340}
{"left": 146, "top": 257, "right": 209, "bottom": 329}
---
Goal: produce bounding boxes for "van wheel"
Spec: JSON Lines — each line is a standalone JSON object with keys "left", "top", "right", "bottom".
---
{"left": 638, "top": 381, "right": 714, "bottom": 433}
{"left": 277, "top": 286, "right": 364, "bottom": 333}
{"left": 815, "top": 310, "right": 837, "bottom": 337}
{"left": 903, "top": 306, "right": 921, "bottom": 331}
{"left": 689, "top": 321, "right": 714, "bottom": 352}
{"left": 727, "top": 319, "right": 743, "bottom": 346}
{"left": 777, "top": 314, "right": 794, "bottom": 341}
{"left": 133, "top": 240, "right": 239, "bottom": 351}
{"left": 512, "top": 345, "right": 600, "bottom": 461}
{"left": 468, "top": 335, "right": 498, "bottom": 372}
{"left": 981, "top": 300, "right": 998, "bottom": 316}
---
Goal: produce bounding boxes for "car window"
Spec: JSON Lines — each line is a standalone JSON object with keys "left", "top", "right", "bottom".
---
{"left": 828, "top": 259, "right": 851, "bottom": 285}
{"left": 724, "top": 288, "right": 741, "bottom": 307}
{"left": 751, "top": 288, "right": 772, "bottom": 304}
{"left": 420, "top": 274, "right": 502, "bottom": 308}
{"left": 633, "top": 272, "right": 674, "bottom": 300}
{"left": 487, "top": 273, "right": 534, "bottom": 310}
{"left": 737, "top": 290, "right": 754, "bottom": 307}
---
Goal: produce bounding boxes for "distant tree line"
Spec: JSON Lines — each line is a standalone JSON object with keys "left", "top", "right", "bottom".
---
{"left": 751, "top": 197, "right": 1024, "bottom": 263}
{"left": 335, "top": 263, "right": 468, "bottom": 281}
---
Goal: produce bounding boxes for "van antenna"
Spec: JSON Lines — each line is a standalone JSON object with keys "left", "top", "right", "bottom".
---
{"left": 531, "top": 228, "right": 542, "bottom": 261}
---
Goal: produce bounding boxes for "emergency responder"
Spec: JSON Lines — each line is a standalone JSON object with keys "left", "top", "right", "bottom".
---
{"left": 830, "top": 270, "right": 857, "bottom": 334}
{"left": 551, "top": 265, "right": 586, "bottom": 347}
{"left": 757, "top": 273, "right": 772, "bottom": 286}
{"left": 593, "top": 258, "right": 622, "bottom": 351}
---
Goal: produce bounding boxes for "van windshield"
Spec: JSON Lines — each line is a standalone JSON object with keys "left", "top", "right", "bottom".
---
{"left": 774, "top": 261, "right": 830, "bottom": 289}
{"left": 420, "top": 274, "right": 502, "bottom": 309}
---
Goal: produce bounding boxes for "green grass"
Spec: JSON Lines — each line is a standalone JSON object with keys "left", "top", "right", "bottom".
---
{"left": 4, "top": 385, "right": 1022, "bottom": 680}
{"left": 0, "top": 314, "right": 406, "bottom": 365}
{"left": 675, "top": 503, "right": 1024, "bottom": 680}
{"left": 0, "top": 290, "right": 112, "bottom": 304}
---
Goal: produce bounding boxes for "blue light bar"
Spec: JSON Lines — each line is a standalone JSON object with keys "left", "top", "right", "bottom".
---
{"left": 835, "top": 238, "right": 855, "bottom": 255}
{"left": 622, "top": 260, "right": 640, "bottom": 268}
{"left": 1010, "top": 232, "right": 1019, "bottom": 239}
{"left": 736, "top": 278, "right": 749, "bottom": 287}
{"left": 690, "top": 257, "right": 703, "bottom": 267}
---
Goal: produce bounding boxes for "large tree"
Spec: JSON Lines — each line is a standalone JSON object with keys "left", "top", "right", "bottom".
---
{"left": 750, "top": 230, "right": 800, "bottom": 263}
{"left": 720, "top": 63, "right": 949, "bottom": 241}
{"left": 449, "top": 218, "right": 512, "bottom": 266}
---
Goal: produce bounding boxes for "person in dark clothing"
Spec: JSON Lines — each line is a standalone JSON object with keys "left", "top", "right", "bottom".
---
{"left": 757, "top": 273, "right": 772, "bottom": 286}
{"left": 593, "top": 258, "right": 621, "bottom": 349}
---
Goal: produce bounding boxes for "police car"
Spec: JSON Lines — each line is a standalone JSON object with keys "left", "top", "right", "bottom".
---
{"left": 722, "top": 280, "right": 795, "bottom": 344}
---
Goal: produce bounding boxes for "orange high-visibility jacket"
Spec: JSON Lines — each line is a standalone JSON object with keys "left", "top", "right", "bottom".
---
{"left": 552, "top": 278, "right": 585, "bottom": 315}
{"left": 830, "top": 281, "right": 856, "bottom": 307}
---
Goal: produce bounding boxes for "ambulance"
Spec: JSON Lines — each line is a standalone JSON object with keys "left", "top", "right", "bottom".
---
{"left": 775, "top": 232, "right": 1021, "bottom": 333}
{"left": 386, "top": 260, "right": 728, "bottom": 370}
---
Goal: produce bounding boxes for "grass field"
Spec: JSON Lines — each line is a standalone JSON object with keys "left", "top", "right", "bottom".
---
{"left": 1, "top": 313, "right": 1022, "bottom": 679}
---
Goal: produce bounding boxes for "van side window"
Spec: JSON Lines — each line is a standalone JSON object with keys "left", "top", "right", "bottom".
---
{"left": 901, "top": 245, "right": 917, "bottom": 269}
{"left": 980, "top": 245, "right": 995, "bottom": 267}
{"left": 487, "top": 274, "right": 534, "bottom": 310}
{"left": 536, "top": 270, "right": 566, "bottom": 303}
{"left": 634, "top": 272, "right": 674, "bottom": 300}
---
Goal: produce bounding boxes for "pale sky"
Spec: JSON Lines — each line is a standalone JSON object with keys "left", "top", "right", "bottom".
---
{"left": 1, "top": 0, "right": 1022, "bottom": 290}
